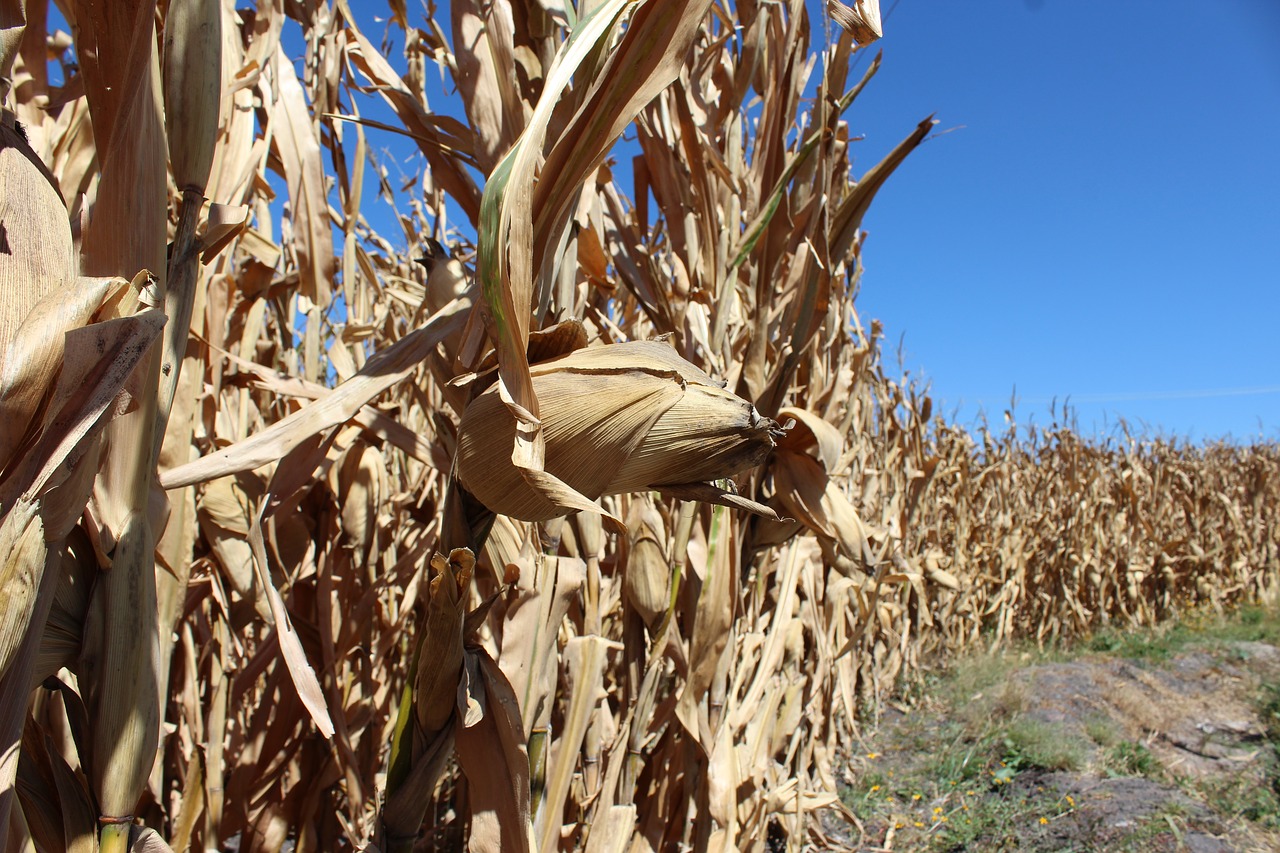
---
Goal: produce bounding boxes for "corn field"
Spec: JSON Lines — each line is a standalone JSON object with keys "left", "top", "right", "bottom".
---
{"left": 1, "top": 0, "right": 1276, "bottom": 851}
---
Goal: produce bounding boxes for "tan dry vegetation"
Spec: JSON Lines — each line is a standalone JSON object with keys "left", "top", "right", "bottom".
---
{"left": 0, "top": 0, "right": 1277, "bottom": 851}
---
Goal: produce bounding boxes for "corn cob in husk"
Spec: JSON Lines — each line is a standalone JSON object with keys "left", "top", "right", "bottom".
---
{"left": 455, "top": 340, "right": 783, "bottom": 522}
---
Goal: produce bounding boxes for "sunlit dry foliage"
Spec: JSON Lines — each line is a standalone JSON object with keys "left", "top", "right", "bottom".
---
{"left": 1, "top": 0, "right": 1276, "bottom": 851}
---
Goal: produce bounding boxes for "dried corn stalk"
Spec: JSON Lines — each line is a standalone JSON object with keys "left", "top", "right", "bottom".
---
{"left": 0, "top": 103, "right": 164, "bottom": 847}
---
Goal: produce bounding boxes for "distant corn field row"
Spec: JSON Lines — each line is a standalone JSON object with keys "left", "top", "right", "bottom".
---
{"left": 1, "top": 0, "right": 1275, "bottom": 851}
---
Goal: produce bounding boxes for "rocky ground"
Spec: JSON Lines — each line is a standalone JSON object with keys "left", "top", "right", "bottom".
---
{"left": 815, "top": 610, "right": 1280, "bottom": 852}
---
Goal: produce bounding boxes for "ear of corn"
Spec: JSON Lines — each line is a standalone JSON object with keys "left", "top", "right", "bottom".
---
{"left": 623, "top": 496, "right": 670, "bottom": 627}
{"left": 161, "top": 0, "right": 220, "bottom": 196}
{"left": 455, "top": 340, "right": 783, "bottom": 523}
{"left": 155, "top": 0, "right": 222, "bottom": 447}
{"left": 413, "top": 549, "right": 471, "bottom": 735}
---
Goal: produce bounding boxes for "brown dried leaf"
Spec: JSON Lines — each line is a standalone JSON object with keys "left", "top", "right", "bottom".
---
{"left": 455, "top": 646, "right": 534, "bottom": 853}
{"left": 246, "top": 501, "right": 336, "bottom": 738}
{"left": 0, "top": 114, "right": 76, "bottom": 358}
{"left": 161, "top": 298, "right": 468, "bottom": 489}
{"left": 270, "top": 42, "right": 333, "bottom": 307}
{"left": 827, "top": 0, "right": 882, "bottom": 46}
{"left": 0, "top": 310, "right": 166, "bottom": 509}
{"left": 451, "top": 0, "right": 522, "bottom": 172}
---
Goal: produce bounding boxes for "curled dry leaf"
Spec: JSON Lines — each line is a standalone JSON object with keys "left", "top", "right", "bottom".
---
{"left": 0, "top": 500, "right": 47, "bottom": 681}
{"left": 827, "top": 0, "right": 883, "bottom": 47}
{"left": 0, "top": 278, "right": 116, "bottom": 469}
{"left": 771, "top": 449, "right": 871, "bottom": 567}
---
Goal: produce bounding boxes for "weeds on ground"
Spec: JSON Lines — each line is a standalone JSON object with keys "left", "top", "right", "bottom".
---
{"left": 1175, "top": 680, "right": 1280, "bottom": 833}
{"left": 843, "top": 659, "right": 1087, "bottom": 850}
{"left": 1103, "top": 741, "right": 1162, "bottom": 779}
{"left": 848, "top": 604, "right": 1280, "bottom": 851}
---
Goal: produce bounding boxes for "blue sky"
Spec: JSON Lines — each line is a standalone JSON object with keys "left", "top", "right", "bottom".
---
{"left": 837, "top": 0, "right": 1280, "bottom": 442}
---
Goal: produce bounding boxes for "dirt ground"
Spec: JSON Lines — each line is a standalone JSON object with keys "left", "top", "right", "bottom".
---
{"left": 814, "top": 629, "right": 1280, "bottom": 852}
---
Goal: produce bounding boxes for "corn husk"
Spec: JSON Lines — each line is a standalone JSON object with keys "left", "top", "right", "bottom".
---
{"left": 455, "top": 341, "right": 782, "bottom": 523}
{"left": 162, "top": 0, "right": 220, "bottom": 194}
{"left": 623, "top": 497, "right": 669, "bottom": 627}
{"left": 155, "top": 0, "right": 222, "bottom": 448}
{"left": 827, "top": 0, "right": 883, "bottom": 46}
{"left": 413, "top": 549, "right": 471, "bottom": 735}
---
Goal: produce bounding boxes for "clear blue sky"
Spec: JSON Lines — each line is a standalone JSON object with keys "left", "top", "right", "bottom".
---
{"left": 837, "top": 0, "right": 1280, "bottom": 442}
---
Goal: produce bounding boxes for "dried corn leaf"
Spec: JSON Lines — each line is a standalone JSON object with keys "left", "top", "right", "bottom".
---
{"left": 245, "top": 499, "right": 335, "bottom": 737}
{"left": 161, "top": 299, "right": 468, "bottom": 488}
{"left": 0, "top": 275, "right": 111, "bottom": 448}
{"left": 827, "top": 0, "right": 882, "bottom": 46}
{"left": 830, "top": 115, "right": 936, "bottom": 260}
{"left": 0, "top": 499, "right": 48, "bottom": 680}
{"left": 675, "top": 508, "right": 734, "bottom": 753}
{"left": 451, "top": 0, "right": 522, "bottom": 172}
{"left": 455, "top": 646, "right": 535, "bottom": 853}
{"left": 776, "top": 406, "right": 844, "bottom": 474}
{"left": 771, "top": 450, "right": 869, "bottom": 563}
{"left": 533, "top": 0, "right": 716, "bottom": 260}
{"left": 339, "top": 14, "right": 483, "bottom": 221}
{"left": 0, "top": 113, "right": 76, "bottom": 357}
{"left": 536, "top": 634, "right": 609, "bottom": 851}
{"left": 270, "top": 42, "right": 332, "bottom": 307}
{"left": 0, "top": 310, "right": 166, "bottom": 510}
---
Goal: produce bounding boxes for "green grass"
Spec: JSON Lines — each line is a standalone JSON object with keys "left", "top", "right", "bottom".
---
{"left": 1084, "top": 714, "right": 1119, "bottom": 749}
{"left": 1086, "top": 605, "right": 1280, "bottom": 661}
{"left": 1104, "top": 740, "right": 1161, "bottom": 778}
{"left": 1002, "top": 718, "right": 1088, "bottom": 774}
{"left": 1195, "top": 772, "right": 1280, "bottom": 830}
